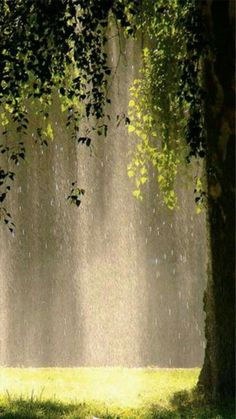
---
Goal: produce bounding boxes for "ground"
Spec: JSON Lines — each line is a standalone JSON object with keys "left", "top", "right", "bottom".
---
{"left": 0, "top": 368, "right": 234, "bottom": 418}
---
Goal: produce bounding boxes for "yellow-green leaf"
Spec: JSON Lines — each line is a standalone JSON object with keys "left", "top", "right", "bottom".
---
{"left": 128, "top": 125, "right": 135, "bottom": 133}
{"left": 44, "top": 123, "right": 54, "bottom": 140}
{"left": 129, "top": 100, "right": 135, "bottom": 107}
{"left": 140, "top": 176, "right": 148, "bottom": 184}
{"left": 127, "top": 170, "right": 135, "bottom": 178}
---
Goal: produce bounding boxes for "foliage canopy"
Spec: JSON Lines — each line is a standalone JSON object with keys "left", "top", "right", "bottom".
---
{"left": 0, "top": 0, "right": 138, "bottom": 227}
{"left": 0, "top": 0, "right": 206, "bottom": 228}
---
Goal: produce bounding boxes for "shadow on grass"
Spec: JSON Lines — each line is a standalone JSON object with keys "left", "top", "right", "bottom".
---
{"left": 0, "top": 392, "right": 235, "bottom": 418}
{"left": 150, "top": 389, "right": 235, "bottom": 419}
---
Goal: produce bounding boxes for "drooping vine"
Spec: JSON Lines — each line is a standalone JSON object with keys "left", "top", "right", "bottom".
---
{"left": 127, "top": 0, "right": 207, "bottom": 211}
{"left": 0, "top": 0, "right": 138, "bottom": 228}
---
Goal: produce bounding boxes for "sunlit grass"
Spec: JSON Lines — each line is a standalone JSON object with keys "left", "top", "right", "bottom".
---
{"left": 0, "top": 368, "right": 234, "bottom": 418}
{"left": 0, "top": 367, "right": 199, "bottom": 407}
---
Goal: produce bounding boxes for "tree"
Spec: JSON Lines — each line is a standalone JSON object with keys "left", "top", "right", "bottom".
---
{"left": 197, "top": 0, "right": 235, "bottom": 400}
{"left": 0, "top": 0, "right": 234, "bottom": 402}
{"left": 126, "top": 0, "right": 235, "bottom": 401}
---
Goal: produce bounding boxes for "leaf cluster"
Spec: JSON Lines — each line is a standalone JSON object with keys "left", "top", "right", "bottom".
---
{"left": 0, "top": 0, "right": 137, "bottom": 228}
{"left": 127, "top": 1, "right": 188, "bottom": 209}
{"left": 127, "top": 0, "right": 207, "bottom": 209}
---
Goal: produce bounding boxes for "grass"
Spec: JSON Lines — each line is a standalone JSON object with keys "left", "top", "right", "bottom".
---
{"left": 0, "top": 368, "right": 234, "bottom": 418}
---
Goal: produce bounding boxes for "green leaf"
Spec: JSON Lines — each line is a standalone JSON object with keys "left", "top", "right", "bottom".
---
{"left": 133, "top": 189, "right": 142, "bottom": 200}
{"left": 128, "top": 125, "right": 135, "bottom": 133}
{"left": 140, "top": 176, "right": 147, "bottom": 184}
{"left": 196, "top": 205, "right": 203, "bottom": 214}
{"left": 127, "top": 170, "right": 135, "bottom": 178}
{"left": 44, "top": 123, "right": 54, "bottom": 140}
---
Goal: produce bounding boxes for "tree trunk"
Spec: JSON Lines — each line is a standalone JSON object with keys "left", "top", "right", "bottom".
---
{"left": 197, "top": 0, "right": 235, "bottom": 400}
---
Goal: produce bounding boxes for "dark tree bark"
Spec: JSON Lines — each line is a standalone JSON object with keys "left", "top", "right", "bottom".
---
{"left": 197, "top": 0, "right": 235, "bottom": 400}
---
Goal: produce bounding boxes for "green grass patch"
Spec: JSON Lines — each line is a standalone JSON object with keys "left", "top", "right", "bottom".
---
{"left": 0, "top": 368, "right": 234, "bottom": 418}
